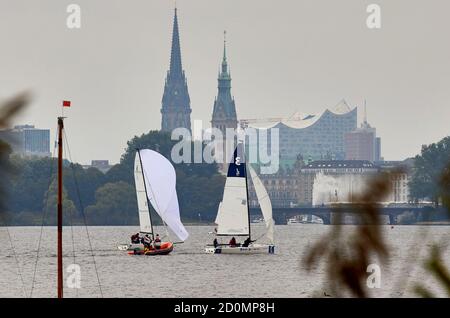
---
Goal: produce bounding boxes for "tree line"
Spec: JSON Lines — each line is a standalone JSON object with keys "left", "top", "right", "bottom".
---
{"left": 409, "top": 136, "right": 450, "bottom": 207}
{"left": 3, "top": 129, "right": 450, "bottom": 225}
{"left": 3, "top": 130, "right": 225, "bottom": 226}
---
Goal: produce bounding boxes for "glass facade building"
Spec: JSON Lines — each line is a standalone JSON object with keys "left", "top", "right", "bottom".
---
{"left": 242, "top": 104, "right": 357, "bottom": 169}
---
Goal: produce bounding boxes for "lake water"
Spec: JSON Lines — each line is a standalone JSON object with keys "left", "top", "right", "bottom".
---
{"left": 0, "top": 225, "right": 449, "bottom": 298}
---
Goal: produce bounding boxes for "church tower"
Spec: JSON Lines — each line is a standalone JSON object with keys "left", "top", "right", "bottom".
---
{"left": 211, "top": 31, "right": 238, "bottom": 136}
{"left": 211, "top": 32, "right": 239, "bottom": 168}
{"left": 161, "top": 8, "right": 192, "bottom": 132}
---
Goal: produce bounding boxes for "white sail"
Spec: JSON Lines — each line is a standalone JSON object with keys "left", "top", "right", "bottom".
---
{"left": 134, "top": 153, "right": 152, "bottom": 233}
{"left": 214, "top": 201, "right": 223, "bottom": 225}
{"left": 216, "top": 144, "right": 250, "bottom": 236}
{"left": 139, "top": 149, "right": 189, "bottom": 242}
{"left": 249, "top": 165, "right": 274, "bottom": 244}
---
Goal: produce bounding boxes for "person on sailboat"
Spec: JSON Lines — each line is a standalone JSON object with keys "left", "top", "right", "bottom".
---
{"left": 213, "top": 238, "right": 218, "bottom": 248}
{"left": 242, "top": 237, "right": 255, "bottom": 247}
{"left": 154, "top": 234, "right": 161, "bottom": 249}
{"left": 229, "top": 237, "right": 237, "bottom": 247}
{"left": 131, "top": 233, "right": 140, "bottom": 244}
{"left": 143, "top": 234, "right": 152, "bottom": 248}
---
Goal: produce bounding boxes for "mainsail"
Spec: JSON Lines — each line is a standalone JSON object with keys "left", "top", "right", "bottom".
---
{"left": 249, "top": 165, "right": 274, "bottom": 244}
{"left": 134, "top": 153, "right": 152, "bottom": 233}
{"left": 216, "top": 143, "right": 250, "bottom": 236}
{"left": 139, "top": 149, "right": 189, "bottom": 242}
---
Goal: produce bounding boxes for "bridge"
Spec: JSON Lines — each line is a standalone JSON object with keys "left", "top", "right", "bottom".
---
{"left": 249, "top": 204, "right": 445, "bottom": 225}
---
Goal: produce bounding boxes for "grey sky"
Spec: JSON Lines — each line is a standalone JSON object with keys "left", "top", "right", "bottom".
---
{"left": 1, "top": 0, "right": 449, "bottom": 164}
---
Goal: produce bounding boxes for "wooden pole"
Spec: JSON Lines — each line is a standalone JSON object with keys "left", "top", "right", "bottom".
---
{"left": 57, "top": 117, "right": 64, "bottom": 298}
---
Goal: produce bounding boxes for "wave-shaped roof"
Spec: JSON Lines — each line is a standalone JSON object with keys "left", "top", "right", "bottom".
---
{"left": 244, "top": 99, "right": 355, "bottom": 130}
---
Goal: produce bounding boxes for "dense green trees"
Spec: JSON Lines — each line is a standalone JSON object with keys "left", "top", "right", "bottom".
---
{"left": 409, "top": 136, "right": 450, "bottom": 205}
{"left": 43, "top": 179, "right": 78, "bottom": 225}
{"left": 7, "top": 156, "right": 55, "bottom": 214}
{"left": 85, "top": 182, "right": 138, "bottom": 225}
{"left": 3, "top": 130, "right": 225, "bottom": 225}
{"left": 0, "top": 142, "right": 14, "bottom": 218}
{"left": 110, "top": 130, "right": 225, "bottom": 222}
{"left": 65, "top": 164, "right": 106, "bottom": 212}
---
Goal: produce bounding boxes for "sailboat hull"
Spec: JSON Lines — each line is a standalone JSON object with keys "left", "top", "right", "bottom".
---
{"left": 125, "top": 242, "right": 174, "bottom": 255}
{"left": 144, "top": 242, "right": 174, "bottom": 255}
{"left": 205, "top": 244, "right": 275, "bottom": 255}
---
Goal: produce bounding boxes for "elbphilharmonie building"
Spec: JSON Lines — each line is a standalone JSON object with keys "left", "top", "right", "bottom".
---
{"left": 241, "top": 100, "right": 357, "bottom": 169}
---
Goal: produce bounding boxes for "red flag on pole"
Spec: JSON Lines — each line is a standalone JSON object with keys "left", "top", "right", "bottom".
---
{"left": 62, "top": 100, "right": 71, "bottom": 107}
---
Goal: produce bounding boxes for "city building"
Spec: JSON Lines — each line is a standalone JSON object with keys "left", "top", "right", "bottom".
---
{"left": 378, "top": 159, "right": 413, "bottom": 203}
{"left": 161, "top": 8, "right": 192, "bottom": 133}
{"left": 248, "top": 158, "right": 413, "bottom": 208}
{"left": 375, "top": 137, "right": 382, "bottom": 162}
{"left": 241, "top": 99, "right": 357, "bottom": 169}
{"left": 211, "top": 32, "right": 238, "bottom": 167}
{"left": 344, "top": 105, "right": 381, "bottom": 161}
{"left": 0, "top": 124, "right": 50, "bottom": 157}
{"left": 299, "top": 159, "right": 379, "bottom": 205}
{"left": 248, "top": 164, "right": 300, "bottom": 208}
{"left": 344, "top": 126, "right": 376, "bottom": 161}
{"left": 82, "top": 160, "right": 112, "bottom": 173}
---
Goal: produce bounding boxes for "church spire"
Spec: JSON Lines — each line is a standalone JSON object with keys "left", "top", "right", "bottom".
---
{"left": 212, "top": 31, "right": 237, "bottom": 134}
{"left": 169, "top": 7, "right": 183, "bottom": 78}
{"left": 223, "top": 31, "right": 227, "bottom": 64}
{"left": 220, "top": 30, "right": 230, "bottom": 79}
{"left": 161, "top": 7, "right": 192, "bottom": 132}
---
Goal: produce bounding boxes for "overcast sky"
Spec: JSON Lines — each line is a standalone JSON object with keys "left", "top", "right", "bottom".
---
{"left": 1, "top": 0, "right": 449, "bottom": 164}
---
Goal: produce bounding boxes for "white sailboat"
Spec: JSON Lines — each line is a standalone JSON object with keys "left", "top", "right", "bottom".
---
{"left": 205, "top": 143, "right": 275, "bottom": 254}
{"left": 120, "top": 149, "right": 189, "bottom": 255}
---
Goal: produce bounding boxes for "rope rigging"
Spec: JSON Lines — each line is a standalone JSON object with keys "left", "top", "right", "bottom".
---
{"left": 30, "top": 123, "right": 103, "bottom": 298}
{"left": 0, "top": 214, "right": 27, "bottom": 297}
{"left": 63, "top": 134, "right": 78, "bottom": 298}
{"left": 30, "top": 124, "right": 58, "bottom": 298}
{"left": 63, "top": 128, "right": 103, "bottom": 298}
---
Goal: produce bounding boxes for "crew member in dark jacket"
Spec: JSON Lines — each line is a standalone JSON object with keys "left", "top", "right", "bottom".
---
{"left": 154, "top": 234, "right": 161, "bottom": 249}
{"left": 242, "top": 237, "right": 254, "bottom": 247}
{"left": 131, "top": 233, "right": 140, "bottom": 244}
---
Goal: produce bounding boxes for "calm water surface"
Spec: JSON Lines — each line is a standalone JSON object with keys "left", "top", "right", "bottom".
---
{"left": 0, "top": 225, "right": 449, "bottom": 298}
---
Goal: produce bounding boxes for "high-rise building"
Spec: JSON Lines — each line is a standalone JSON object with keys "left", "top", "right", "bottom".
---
{"left": 375, "top": 137, "right": 382, "bottom": 162}
{"left": 211, "top": 32, "right": 238, "bottom": 166}
{"left": 0, "top": 125, "right": 50, "bottom": 157}
{"left": 344, "top": 126, "right": 376, "bottom": 161}
{"left": 344, "top": 104, "right": 381, "bottom": 161}
{"left": 161, "top": 8, "right": 192, "bottom": 133}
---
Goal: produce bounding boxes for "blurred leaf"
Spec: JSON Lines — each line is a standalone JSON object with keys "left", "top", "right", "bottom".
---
{"left": 0, "top": 92, "right": 29, "bottom": 215}
{"left": 303, "top": 171, "right": 396, "bottom": 297}
{"left": 413, "top": 285, "right": 435, "bottom": 298}
{"left": 0, "top": 92, "right": 29, "bottom": 129}
{"left": 415, "top": 245, "right": 450, "bottom": 297}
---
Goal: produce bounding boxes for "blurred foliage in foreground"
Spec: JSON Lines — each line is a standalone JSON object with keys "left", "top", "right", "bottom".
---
{"left": 0, "top": 93, "right": 29, "bottom": 214}
{"left": 303, "top": 163, "right": 450, "bottom": 297}
{"left": 303, "top": 171, "right": 394, "bottom": 297}
{"left": 413, "top": 160, "right": 450, "bottom": 297}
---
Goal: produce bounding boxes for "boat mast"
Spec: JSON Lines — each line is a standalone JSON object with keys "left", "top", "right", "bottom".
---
{"left": 137, "top": 149, "right": 155, "bottom": 239}
{"left": 57, "top": 117, "right": 64, "bottom": 299}
{"left": 244, "top": 159, "right": 251, "bottom": 240}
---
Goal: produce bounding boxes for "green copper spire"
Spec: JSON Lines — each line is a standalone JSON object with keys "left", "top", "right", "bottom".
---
{"left": 223, "top": 31, "right": 227, "bottom": 63}
{"left": 212, "top": 31, "right": 237, "bottom": 135}
{"left": 220, "top": 30, "right": 230, "bottom": 79}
